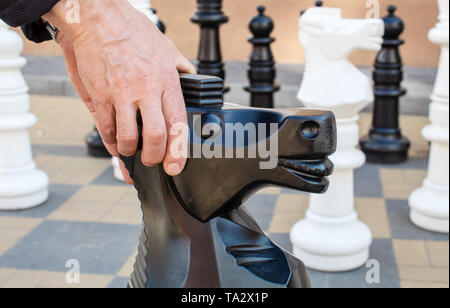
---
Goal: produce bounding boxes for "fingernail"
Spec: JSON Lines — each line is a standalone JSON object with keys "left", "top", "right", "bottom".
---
{"left": 167, "top": 163, "right": 182, "bottom": 176}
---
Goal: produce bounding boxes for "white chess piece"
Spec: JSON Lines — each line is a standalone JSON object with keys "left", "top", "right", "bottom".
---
{"left": 290, "top": 7, "right": 384, "bottom": 271}
{"left": 0, "top": 21, "right": 49, "bottom": 210}
{"left": 112, "top": 0, "right": 161, "bottom": 182}
{"left": 128, "top": 0, "right": 159, "bottom": 25}
{"left": 409, "top": 0, "right": 449, "bottom": 234}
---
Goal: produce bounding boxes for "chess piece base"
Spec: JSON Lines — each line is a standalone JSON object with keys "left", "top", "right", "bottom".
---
{"left": 409, "top": 180, "right": 449, "bottom": 234}
{"left": 112, "top": 157, "right": 125, "bottom": 182}
{"left": 85, "top": 127, "right": 111, "bottom": 158}
{"left": 360, "top": 134, "right": 410, "bottom": 164}
{"left": 291, "top": 210, "right": 372, "bottom": 272}
{"left": 0, "top": 166, "right": 49, "bottom": 210}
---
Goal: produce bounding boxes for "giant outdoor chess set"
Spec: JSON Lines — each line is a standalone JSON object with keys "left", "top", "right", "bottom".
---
{"left": 0, "top": 0, "right": 448, "bottom": 288}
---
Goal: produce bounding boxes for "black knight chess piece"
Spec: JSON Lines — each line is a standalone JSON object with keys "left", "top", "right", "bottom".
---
{"left": 360, "top": 5, "right": 411, "bottom": 163}
{"left": 191, "top": 0, "right": 229, "bottom": 91}
{"left": 245, "top": 6, "right": 280, "bottom": 109}
{"left": 122, "top": 74, "right": 337, "bottom": 288}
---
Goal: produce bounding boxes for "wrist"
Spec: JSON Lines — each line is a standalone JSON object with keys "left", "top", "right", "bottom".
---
{"left": 43, "top": 0, "right": 125, "bottom": 44}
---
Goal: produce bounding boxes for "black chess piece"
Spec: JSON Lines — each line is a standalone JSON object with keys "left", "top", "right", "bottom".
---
{"left": 301, "top": 1, "right": 323, "bottom": 17}
{"left": 191, "top": 0, "right": 229, "bottom": 91}
{"left": 245, "top": 6, "right": 280, "bottom": 109}
{"left": 123, "top": 74, "right": 337, "bottom": 288}
{"left": 360, "top": 5, "right": 410, "bottom": 164}
{"left": 151, "top": 8, "right": 166, "bottom": 34}
{"left": 85, "top": 126, "right": 111, "bottom": 158}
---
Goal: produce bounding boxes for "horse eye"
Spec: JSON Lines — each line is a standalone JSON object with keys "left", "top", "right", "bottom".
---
{"left": 300, "top": 121, "right": 320, "bottom": 140}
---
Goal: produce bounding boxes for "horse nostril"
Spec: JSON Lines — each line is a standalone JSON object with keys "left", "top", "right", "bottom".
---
{"left": 300, "top": 121, "right": 321, "bottom": 140}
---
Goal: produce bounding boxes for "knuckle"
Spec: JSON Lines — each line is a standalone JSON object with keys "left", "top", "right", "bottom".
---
{"left": 117, "top": 133, "right": 138, "bottom": 145}
{"left": 101, "top": 125, "right": 116, "bottom": 139}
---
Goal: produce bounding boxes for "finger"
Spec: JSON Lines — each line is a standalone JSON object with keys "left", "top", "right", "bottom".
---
{"left": 104, "top": 143, "right": 119, "bottom": 158}
{"left": 176, "top": 52, "right": 197, "bottom": 74}
{"left": 59, "top": 33, "right": 94, "bottom": 112}
{"left": 161, "top": 77, "right": 188, "bottom": 176}
{"left": 115, "top": 103, "right": 139, "bottom": 157}
{"left": 119, "top": 159, "right": 134, "bottom": 185}
{"left": 139, "top": 94, "right": 168, "bottom": 167}
{"left": 94, "top": 101, "right": 118, "bottom": 147}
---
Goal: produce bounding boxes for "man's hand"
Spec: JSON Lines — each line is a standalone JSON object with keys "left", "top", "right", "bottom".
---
{"left": 44, "top": 0, "right": 195, "bottom": 184}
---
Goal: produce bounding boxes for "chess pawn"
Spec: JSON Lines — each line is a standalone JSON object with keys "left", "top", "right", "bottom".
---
{"left": 0, "top": 21, "right": 49, "bottom": 210}
{"left": 191, "top": 0, "right": 228, "bottom": 86}
{"left": 409, "top": 0, "right": 449, "bottom": 234}
{"left": 245, "top": 6, "right": 280, "bottom": 109}
{"left": 360, "top": 6, "right": 411, "bottom": 163}
{"left": 291, "top": 7, "right": 384, "bottom": 271}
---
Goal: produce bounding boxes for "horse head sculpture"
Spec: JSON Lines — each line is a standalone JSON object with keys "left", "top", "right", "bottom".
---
{"left": 298, "top": 6, "right": 384, "bottom": 117}
{"left": 122, "top": 74, "right": 337, "bottom": 288}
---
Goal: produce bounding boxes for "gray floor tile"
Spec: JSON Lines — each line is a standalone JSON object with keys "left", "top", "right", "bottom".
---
{"left": 108, "top": 277, "right": 129, "bottom": 288}
{"left": 33, "top": 144, "right": 88, "bottom": 158}
{"left": 90, "top": 166, "right": 130, "bottom": 187}
{"left": 386, "top": 199, "right": 449, "bottom": 241}
{"left": 308, "top": 239, "right": 399, "bottom": 288}
{"left": 355, "top": 163, "right": 383, "bottom": 198}
{"left": 369, "top": 157, "right": 428, "bottom": 170}
{"left": 269, "top": 233, "right": 292, "bottom": 253}
{"left": 0, "top": 184, "right": 82, "bottom": 218}
{"left": 244, "top": 194, "right": 277, "bottom": 231}
{"left": 0, "top": 221, "right": 141, "bottom": 275}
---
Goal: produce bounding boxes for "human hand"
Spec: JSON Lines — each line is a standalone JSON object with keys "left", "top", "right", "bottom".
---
{"left": 44, "top": 0, "right": 196, "bottom": 183}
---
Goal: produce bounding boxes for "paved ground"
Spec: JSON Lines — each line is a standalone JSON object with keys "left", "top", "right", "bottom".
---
{"left": 0, "top": 95, "right": 448, "bottom": 288}
{"left": 23, "top": 56, "right": 437, "bottom": 116}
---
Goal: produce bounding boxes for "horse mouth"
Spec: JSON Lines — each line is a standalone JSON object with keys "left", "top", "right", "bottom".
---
{"left": 278, "top": 158, "right": 334, "bottom": 185}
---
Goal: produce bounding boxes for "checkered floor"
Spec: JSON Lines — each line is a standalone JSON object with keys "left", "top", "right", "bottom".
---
{"left": 0, "top": 96, "right": 448, "bottom": 288}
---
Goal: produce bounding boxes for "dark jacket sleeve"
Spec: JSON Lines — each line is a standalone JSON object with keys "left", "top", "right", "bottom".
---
{"left": 0, "top": 0, "right": 60, "bottom": 43}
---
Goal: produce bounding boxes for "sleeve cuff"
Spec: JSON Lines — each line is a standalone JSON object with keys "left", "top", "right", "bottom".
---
{"left": 21, "top": 20, "right": 53, "bottom": 43}
{"left": 0, "top": 0, "right": 60, "bottom": 28}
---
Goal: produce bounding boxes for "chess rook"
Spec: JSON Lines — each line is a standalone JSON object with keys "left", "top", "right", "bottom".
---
{"left": 191, "top": 0, "right": 228, "bottom": 87}
{"left": 360, "top": 6, "right": 411, "bottom": 164}
{"left": 0, "top": 21, "right": 49, "bottom": 210}
{"left": 409, "top": 0, "right": 449, "bottom": 234}
{"left": 245, "top": 6, "right": 280, "bottom": 109}
{"left": 291, "top": 7, "right": 384, "bottom": 271}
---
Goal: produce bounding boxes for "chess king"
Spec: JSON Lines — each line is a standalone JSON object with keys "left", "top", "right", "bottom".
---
{"left": 122, "top": 74, "right": 337, "bottom": 288}
{"left": 292, "top": 6, "right": 384, "bottom": 271}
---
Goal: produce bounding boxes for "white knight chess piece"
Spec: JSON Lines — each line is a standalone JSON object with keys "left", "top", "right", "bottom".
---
{"left": 291, "top": 7, "right": 384, "bottom": 272}
{"left": 0, "top": 21, "right": 49, "bottom": 210}
{"left": 409, "top": 0, "right": 449, "bottom": 234}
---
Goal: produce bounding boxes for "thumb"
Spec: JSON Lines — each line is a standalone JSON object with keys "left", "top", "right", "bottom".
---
{"left": 176, "top": 52, "right": 197, "bottom": 74}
